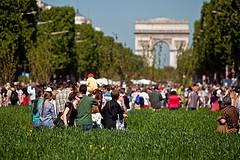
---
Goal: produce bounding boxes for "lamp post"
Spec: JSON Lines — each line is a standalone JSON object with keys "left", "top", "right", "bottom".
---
{"left": 112, "top": 32, "right": 118, "bottom": 41}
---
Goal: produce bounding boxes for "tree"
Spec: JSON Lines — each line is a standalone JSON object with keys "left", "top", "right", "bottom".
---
{"left": 0, "top": 0, "right": 38, "bottom": 83}
{"left": 27, "top": 40, "right": 54, "bottom": 84}
{"left": 33, "top": 7, "right": 76, "bottom": 81}
{"left": 177, "top": 48, "right": 197, "bottom": 85}
{"left": 193, "top": 0, "right": 240, "bottom": 82}
{"left": 75, "top": 23, "right": 147, "bottom": 81}
{"left": 0, "top": 38, "right": 17, "bottom": 83}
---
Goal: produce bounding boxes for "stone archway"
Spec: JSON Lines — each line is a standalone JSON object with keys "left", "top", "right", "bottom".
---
{"left": 134, "top": 18, "right": 189, "bottom": 68}
{"left": 152, "top": 41, "right": 170, "bottom": 69}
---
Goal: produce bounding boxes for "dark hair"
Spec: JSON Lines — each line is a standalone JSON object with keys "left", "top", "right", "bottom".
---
{"left": 33, "top": 89, "right": 43, "bottom": 114}
{"left": 213, "top": 90, "right": 217, "bottom": 96}
{"left": 79, "top": 84, "right": 87, "bottom": 94}
{"left": 120, "top": 88, "right": 125, "bottom": 94}
{"left": 223, "top": 96, "right": 231, "bottom": 106}
{"left": 68, "top": 92, "right": 78, "bottom": 101}
{"left": 111, "top": 90, "right": 119, "bottom": 100}
{"left": 170, "top": 90, "right": 177, "bottom": 95}
{"left": 41, "top": 92, "right": 52, "bottom": 117}
{"left": 103, "top": 85, "right": 110, "bottom": 91}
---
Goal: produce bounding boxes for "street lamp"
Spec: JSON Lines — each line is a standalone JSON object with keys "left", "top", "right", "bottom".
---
{"left": 21, "top": 11, "right": 37, "bottom": 16}
{"left": 112, "top": 32, "right": 118, "bottom": 40}
{"left": 37, "top": 20, "right": 53, "bottom": 25}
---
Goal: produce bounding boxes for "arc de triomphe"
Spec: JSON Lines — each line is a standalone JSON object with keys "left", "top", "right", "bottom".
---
{"left": 134, "top": 18, "right": 189, "bottom": 68}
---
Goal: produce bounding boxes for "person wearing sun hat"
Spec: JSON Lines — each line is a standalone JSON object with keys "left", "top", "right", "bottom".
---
{"left": 86, "top": 73, "right": 98, "bottom": 94}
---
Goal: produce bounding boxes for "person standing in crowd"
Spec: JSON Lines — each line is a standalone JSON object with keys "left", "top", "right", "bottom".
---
{"left": 55, "top": 82, "right": 70, "bottom": 116}
{"left": 16, "top": 85, "right": 23, "bottom": 105}
{"left": 22, "top": 91, "right": 29, "bottom": 106}
{"left": 86, "top": 73, "right": 98, "bottom": 94}
{"left": 102, "top": 85, "right": 112, "bottom": 109}
{"left": 210, "top": 90, "right": 220, "bottom": 112}
{"left": 149, "top": 86, "right": 162, "bottom": 110}
{"left": 160, "top": 86, "right": 168, "bottom": 108}
{"left": 10, "top": 86, "right": 18, "bottom": 105}
{"left": 118, "top": 88, "right": 128, "bottom": 113}
{"left": 216, "top": 96, "right": 239, "bottom": 133}
{"left": 167, "top": 90, "right": 181, "bottom": 111}
{"left": 119, "top": 88, "right": 130, "bottom": 111}
{"left": 76, "top": 84, "right": 98, "bottom": 131}
{"left": 101, "top": 90, "right": 124, "bottom": 129}
{"left": 60, "top": 92, "right": 80, "bottom": 127}
{"left": 139, "top": 88, "right": 151, "bottom": 109}
{"left": 186, "top": 84, "right": 200, "bottom": 111}
{"left": 5, "top": 83, "right": 12, "bottom": 106}
{"left": 27, "top": 83, "right": 36, "bottom": 105}
{"left": 40, "top": 91, "right": 57, "bottom": 128}
{"left": 32, "top": 89, "right": 44, "bottom": 128}
{"left": 132, "top": 88, "right": 141, "bottom": 109}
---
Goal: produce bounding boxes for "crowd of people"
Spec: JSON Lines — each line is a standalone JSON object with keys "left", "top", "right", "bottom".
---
{"left": 0, "top": 73, "right": 239, "bottom": 133}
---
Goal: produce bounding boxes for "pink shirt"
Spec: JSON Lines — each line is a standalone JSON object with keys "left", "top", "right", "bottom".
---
{"left": 167, "top": 95, "right": 180, "bottom": 109}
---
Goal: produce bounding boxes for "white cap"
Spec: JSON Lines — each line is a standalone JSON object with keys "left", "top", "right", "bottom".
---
{"left": 45, "top": 87, "right": 52, "bottom": 92}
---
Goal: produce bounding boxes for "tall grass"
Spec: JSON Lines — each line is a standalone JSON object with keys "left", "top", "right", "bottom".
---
{"left": 0, "top": 107, "right": 239, "bottom": 159}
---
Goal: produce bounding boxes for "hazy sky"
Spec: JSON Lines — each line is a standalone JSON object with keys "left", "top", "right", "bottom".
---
{"left": 45, "top": 0, "right": 204, "bottom": 50}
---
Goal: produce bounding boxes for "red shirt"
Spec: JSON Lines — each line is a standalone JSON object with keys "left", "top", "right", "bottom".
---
{"left": 22, "top": 96, "right": 29, "bottom": 105}
{"left": 167, "top": 95, "right": 180, "bottom": 109}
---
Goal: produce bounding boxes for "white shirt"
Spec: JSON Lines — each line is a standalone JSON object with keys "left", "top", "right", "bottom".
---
{"left": 139, "top": 92, "right": 150, "bottom": 106}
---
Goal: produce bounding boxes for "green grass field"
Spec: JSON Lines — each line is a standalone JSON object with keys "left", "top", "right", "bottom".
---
{"left": 0, "top": 107, "right": 240, "bottom": 160}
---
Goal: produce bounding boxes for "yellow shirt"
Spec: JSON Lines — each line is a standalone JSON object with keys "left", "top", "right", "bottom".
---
{"left": 87, "top": 77, "right": 98, "bottom": 92}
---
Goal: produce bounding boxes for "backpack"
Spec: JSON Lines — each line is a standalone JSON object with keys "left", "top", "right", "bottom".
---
{"left": 139, "top": 96, "right": 145, "bottom": 105}
{"left": 135, "top": 95, "right": 140, "bottom": 105}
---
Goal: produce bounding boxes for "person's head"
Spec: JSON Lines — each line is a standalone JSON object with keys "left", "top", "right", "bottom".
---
{"left": 72, "top": 83, "right": 79, "bottom": 93}
{"left": 170, "top": 90, "right": 177, "bottom": 95}
{"left": 223, "top": 96, "right": 231, "bottom": 106}
{"left": 103, "top": 85, "right": 110, "bottom": 92}
{"left": 45, "top": 87, "right": 52, "bottom": 93}
{"left": 87, "top": 73, "right": 94, "bottom": 78}
{"left": 79, "top": 84, "right": 87, "bottom": 94}
{"left": 111, "top": 90, "right": 119, "bottom": 100}
{"left": 191, "top": 83, "right": 198, "bottom": 92}
{"left": 57, "top": 82, "right": 63, "bottom": 90}
{"left": 120, "top": 88, "right": 125, "bottom": 94}
{"left": 213, "top": 90, "right": 217, "bottom": 96}
{"left": 68, "top": 92, "right": 82, "bottom": 102}
{"left": 43, "top": 91, "right": 52, "bottom": 100}
{"left": 37, "top": 89, "right": 44, "bottom": 98}
{"left": 94, "top": 89, "right": 102, "bottom": 100}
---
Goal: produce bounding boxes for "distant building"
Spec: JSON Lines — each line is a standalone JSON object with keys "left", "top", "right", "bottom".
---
{"left": 94, "top": 27, "right": 101, "bottom": 32}
{"left": 134, "top": 17, "right": 189, "bottom": 68}
{"left": 36, "top": 0, "right": 52, "bottom": 10}
{"left": 75, "top": 9, "right": 91, "bottom": 25}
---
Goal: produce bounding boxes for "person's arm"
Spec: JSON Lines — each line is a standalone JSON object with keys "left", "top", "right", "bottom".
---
{"left": 167, "top": 96, "right": 170, "bottom": 108}
{"left": 61, "top": 107, "right": 70, "bottom": 126}
{"left": 196, "top": 97, "right": 200, "bottom": 110}
{"left": 48, "top": 102, "right": 57, "bottom": 119}
{"left": 100, "top": 101, "right": 108, "bottom": 116}
{"left": 119, "top": 96, "right": 127, "bottom": 112}
{"left": 148, "top": 99, "right": 151, "bottom": 108}
{"left": 186, "top": 97, "right": 191, "bottom": 110}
